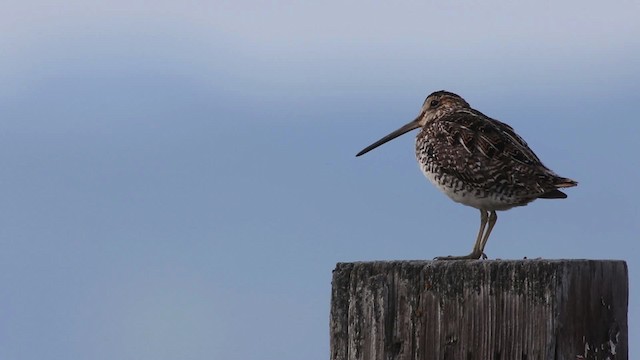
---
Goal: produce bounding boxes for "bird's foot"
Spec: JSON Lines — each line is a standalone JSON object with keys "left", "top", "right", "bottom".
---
{"left": 434, "top": 252, "right": 484, "bottom": 260}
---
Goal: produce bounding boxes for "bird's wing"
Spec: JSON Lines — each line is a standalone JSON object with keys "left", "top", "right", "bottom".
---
{"left": 439, "top": 109, "right": 544, "bottom": 167}
{"left": 423, "top": 109, "right": 559, "bottom": 193}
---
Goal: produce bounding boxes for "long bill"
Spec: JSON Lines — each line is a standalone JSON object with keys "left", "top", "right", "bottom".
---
{"left": 355, "top": 114, "right": 423, "bottom": 157}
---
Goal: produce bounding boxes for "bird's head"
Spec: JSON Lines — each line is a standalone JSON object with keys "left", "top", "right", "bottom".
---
{"left": 356, "top": 90, "right": 469, "bottom": 157}
{"left": 420, "top": 91, "right": 470, "bottom": 123}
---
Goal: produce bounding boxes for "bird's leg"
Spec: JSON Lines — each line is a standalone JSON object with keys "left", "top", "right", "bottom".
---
{"left": 478, "top": 210, "right": 498, "bottom": 256}
{"left": 473, "top": 209, "right": 489, "bottom": 257}
{"left": 435, "top": 209, "right": 487, "bottom": 260}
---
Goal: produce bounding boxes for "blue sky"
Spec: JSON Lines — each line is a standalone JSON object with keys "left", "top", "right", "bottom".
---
{"left": 1, "top": 1, "right": 638, "bottom": 359}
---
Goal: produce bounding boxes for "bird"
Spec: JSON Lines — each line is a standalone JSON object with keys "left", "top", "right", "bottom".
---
{"left": 356, "top": 90, "right": 577, "bottom": 260}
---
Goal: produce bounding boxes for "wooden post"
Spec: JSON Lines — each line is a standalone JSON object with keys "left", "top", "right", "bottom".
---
{"left": 330, "top": 260, "right": 628, "bottom": 360}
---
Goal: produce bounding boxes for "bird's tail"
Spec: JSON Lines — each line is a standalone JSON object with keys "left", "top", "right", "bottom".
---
{"left": 538, "top": 176, "right": 577, "bottom": 199}
{"left": 539, "top": 189, "right": 568, "bottom": 199}
{"left": 554, "top": 177, "right": 578, "bottom": 188}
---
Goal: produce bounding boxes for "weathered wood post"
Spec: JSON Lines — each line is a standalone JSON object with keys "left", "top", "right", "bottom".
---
{"left": 330, "top": 260, "right": 627, "bottom": 360}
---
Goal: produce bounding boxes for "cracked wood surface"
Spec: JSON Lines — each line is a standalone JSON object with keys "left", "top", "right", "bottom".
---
{"left": 330, "top": 260, "right": 627, "bottom": 360}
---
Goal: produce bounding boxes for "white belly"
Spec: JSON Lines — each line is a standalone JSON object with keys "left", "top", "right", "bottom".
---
{"left": 419, "top": 166, "right": 523, "bottom": 211}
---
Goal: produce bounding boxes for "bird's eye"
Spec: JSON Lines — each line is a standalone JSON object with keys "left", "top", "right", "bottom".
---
{"left": 430, "top": 99, "right": 439, "bottom": 107}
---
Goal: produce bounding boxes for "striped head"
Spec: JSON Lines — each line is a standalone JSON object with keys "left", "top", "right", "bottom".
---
{"left": 420, "top": 91, "right": 470, "bottom": 125}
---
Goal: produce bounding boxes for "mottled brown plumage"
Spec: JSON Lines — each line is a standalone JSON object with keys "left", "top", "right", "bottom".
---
{"left": 356, "top": 90, "right": 577, "bottom": 259}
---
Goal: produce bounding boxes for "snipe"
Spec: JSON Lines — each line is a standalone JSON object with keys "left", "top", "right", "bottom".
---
{"left": 356, "top": 91, "right": 577, "bottom": 260}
